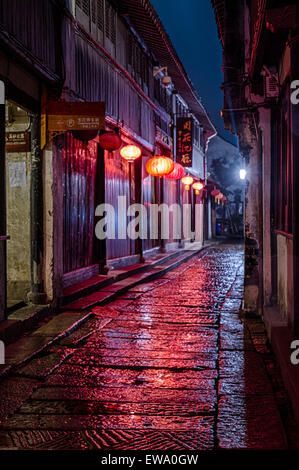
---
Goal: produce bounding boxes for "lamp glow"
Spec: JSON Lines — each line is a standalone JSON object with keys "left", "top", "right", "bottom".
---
{"left": 192, "top": 182, "right": 204, "bottom": 195}
{"left": 120, "top": 145, "right": 142, "bottom": 162}
{"left": 181, "top": 176, "right": 194, "bottom": 190}
{"left": 240, "top": 169, "right": 246, "bottom": 180}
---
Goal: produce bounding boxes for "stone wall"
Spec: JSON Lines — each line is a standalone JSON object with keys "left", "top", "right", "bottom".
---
{"left": 6, "top": 150, "right": 31, "bottom": 301}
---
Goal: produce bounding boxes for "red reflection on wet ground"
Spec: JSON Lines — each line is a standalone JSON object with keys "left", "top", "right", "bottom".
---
{"left": 0, "top": 243, "right": 297, "bottom": 449}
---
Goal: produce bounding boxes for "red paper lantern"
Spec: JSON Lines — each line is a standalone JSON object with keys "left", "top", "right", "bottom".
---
{"left": 192, "top": 182, "right": 204, "bottom": 191}
{"left": 211, "top": 188, "right": 220, "bottom": 197}
{"left": 164, "top": 163, "right": 185, "bottom": 180}
{"left": 98, "top": 131, "right": 122, "bottom": 151}
{"left": 192, "top": 181, "right": 204, "bottom": 195}
{"left": 181, "top": 176, "right": 194, "bottom": 190}
{"left": 120, "top": 145, "right": 142, "bottom": 162}
{"left": 145, "top": 156, "right": 174, "bottom": 177}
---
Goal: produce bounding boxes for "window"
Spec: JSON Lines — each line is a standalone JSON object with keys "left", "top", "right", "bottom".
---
{"left": 105, "top": 1, "right": 116, "bottom": 44}
{"left": 96, "top": 0, "right": 104, "bottom": 32}
{"left": 274, "top": 84, "right": 293, "bottom": 235}
{"left": 127, "top": 32, "right": 149, "bottom": 91}
{"left": 75, "top": 0, "right": 116, "bottom": 47}
{"left": 76, "top": 0, "right": 90, "bottom": 16}
{"left": 194, "top": 124, "right": 200, "bottom": 147}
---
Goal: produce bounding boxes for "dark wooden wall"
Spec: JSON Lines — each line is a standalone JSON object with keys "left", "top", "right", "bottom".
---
{"left": 0, "top": 0, "right": 62, "bottom": 78}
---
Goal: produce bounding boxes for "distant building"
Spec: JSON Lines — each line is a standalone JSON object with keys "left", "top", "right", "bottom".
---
{"left": 207, "top": 135, "right": 244, "bottom": 236}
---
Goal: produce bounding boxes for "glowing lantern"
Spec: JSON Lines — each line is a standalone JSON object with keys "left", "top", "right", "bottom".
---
{"left": 211, "top": 188, "right": 220, "bottom": 197}
{"left": 216, "top": 192, "right": 224, "bottom": 204}
{"left": 164, "top": 162, "right": 185, "bottom": 180}
{"left": 145, "top": 156, "right": 174, "bottom": 177}
{"left": 181, "top": 176, "right": 194, "bottom": 190}
{"left": 120, "top": 145, "right": 142, "bottom": 162}
{"left": 98, "top": 131, "right": 122, "bottom": 151}
{"left": 192, "top": 181, "right": 204, "bottom": 195}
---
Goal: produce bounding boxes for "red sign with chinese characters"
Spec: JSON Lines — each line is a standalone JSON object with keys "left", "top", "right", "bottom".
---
{"left": 176, "top": 117, "right": 193, "bottom": 167}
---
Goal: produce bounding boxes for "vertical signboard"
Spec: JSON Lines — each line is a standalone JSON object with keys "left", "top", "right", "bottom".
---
{"left": 176, "top": 117, "right": 193, "bottom": 167}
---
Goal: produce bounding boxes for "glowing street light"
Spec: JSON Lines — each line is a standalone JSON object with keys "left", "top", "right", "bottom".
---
{"left": 240, "top": 169, "right": 246, "bottom": 180}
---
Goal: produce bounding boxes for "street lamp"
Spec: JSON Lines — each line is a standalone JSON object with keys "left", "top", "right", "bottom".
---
{"left": 240, "top": 169, "right": 246, "bottom": 180}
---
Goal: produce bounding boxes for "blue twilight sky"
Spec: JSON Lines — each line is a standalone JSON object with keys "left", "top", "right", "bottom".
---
{"left": 150, "top": 0, "right": 236, "bottom": 145}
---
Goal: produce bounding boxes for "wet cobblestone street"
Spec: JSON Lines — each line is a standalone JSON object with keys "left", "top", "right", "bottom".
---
{"left": 0, "top": 243, "right": 298, "bottom": 450}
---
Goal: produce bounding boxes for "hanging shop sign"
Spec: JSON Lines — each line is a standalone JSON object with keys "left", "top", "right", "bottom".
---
{"left": 41, "top": 100, "right": 105, "bottom": 148}
{"left": 6, "top": 131, "right": 30, "bottom": 152}
{"left": 176, "top": 117, "right": 193, "bottom": 168}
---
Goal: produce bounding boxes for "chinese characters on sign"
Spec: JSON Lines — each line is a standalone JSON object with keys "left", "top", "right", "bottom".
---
{"left": 176, "top": 117, "right": 193, "bottom": 167}
{"left": 42, "top": 101, "right": 106, "bottom": 147}
{"left": 6, "top": 132, "right": 30, "bottom": 152}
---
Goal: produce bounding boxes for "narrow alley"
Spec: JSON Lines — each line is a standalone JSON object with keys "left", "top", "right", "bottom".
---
{"left": 0, "top": 243, "right": 297, "bottom": 450}
{"left": 1, "top": 0, "right": 299, "bottom": 457}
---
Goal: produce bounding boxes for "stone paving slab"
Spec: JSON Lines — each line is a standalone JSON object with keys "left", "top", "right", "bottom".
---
{"left": 14, "top": 348, "right": 74, "bottom": 379}
{"left": 17, "top": 399, "right": 216, "bottom": 416}
{"left": 2, "top": 413, "right": 215, "bottom": 432}
{"left": 66, "top": 353, "right": 217, "bottom": 370}
{"left": 217, "top": 394, "right": 287, "bottom": 449}
{"left": 0, "top": 377, "right": 40, "bottom": 424}
{"left": 44, "top": 364, "right": 216, "bottom": 390}
{"left": 31, "top": 386, "right": 215, "bottom": 404}
{"left": 3, "top": 311, "right": 91, "bottom": 368}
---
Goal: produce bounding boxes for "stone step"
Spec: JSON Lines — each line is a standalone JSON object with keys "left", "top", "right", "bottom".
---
{"left": 61, "top": 249, "right": 205, "bottom": 312}
{"left": 60, "top": 250, "right": 184, "bottom": 307}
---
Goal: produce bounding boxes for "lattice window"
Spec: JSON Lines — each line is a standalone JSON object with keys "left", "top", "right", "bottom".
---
{"left": 96, "top": 0, "right": 104, "bottom": 31}
{"left": 105, "top": 1, "right": 116, "bottom": 44}
{"left": 82, "top": 0, "right": 90, "bottom": 15}
{"left": 91, "top": 0, "right": 96, "bottom": 23}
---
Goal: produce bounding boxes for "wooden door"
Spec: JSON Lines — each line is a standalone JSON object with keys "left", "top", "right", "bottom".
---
{"left": 63, "top": 132, "right": 98, "bottom": 274}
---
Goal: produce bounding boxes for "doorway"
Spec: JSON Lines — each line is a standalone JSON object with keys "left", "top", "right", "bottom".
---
{"left": 5, "top": 100, "right": 31, "bottom": 312}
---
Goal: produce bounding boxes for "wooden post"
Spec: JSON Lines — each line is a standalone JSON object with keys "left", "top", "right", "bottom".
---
{"left": 160, "top": 176, "right": 166, "bottom": 253}
{"left": 291, "top": 38, "right": 299, "bottom": 336}
{"left": 28, "top": 113, "right": 47, "bottom": 304}
{"left": 0, "top": 81, "right": 6, "bottom": 321}
{"left": 94, "top": 144, "right": 107, "bottom": 273}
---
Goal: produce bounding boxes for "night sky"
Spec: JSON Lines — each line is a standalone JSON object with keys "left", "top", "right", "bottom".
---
{"left": 150, "top": 0, "right": 236, "bottom": 145}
